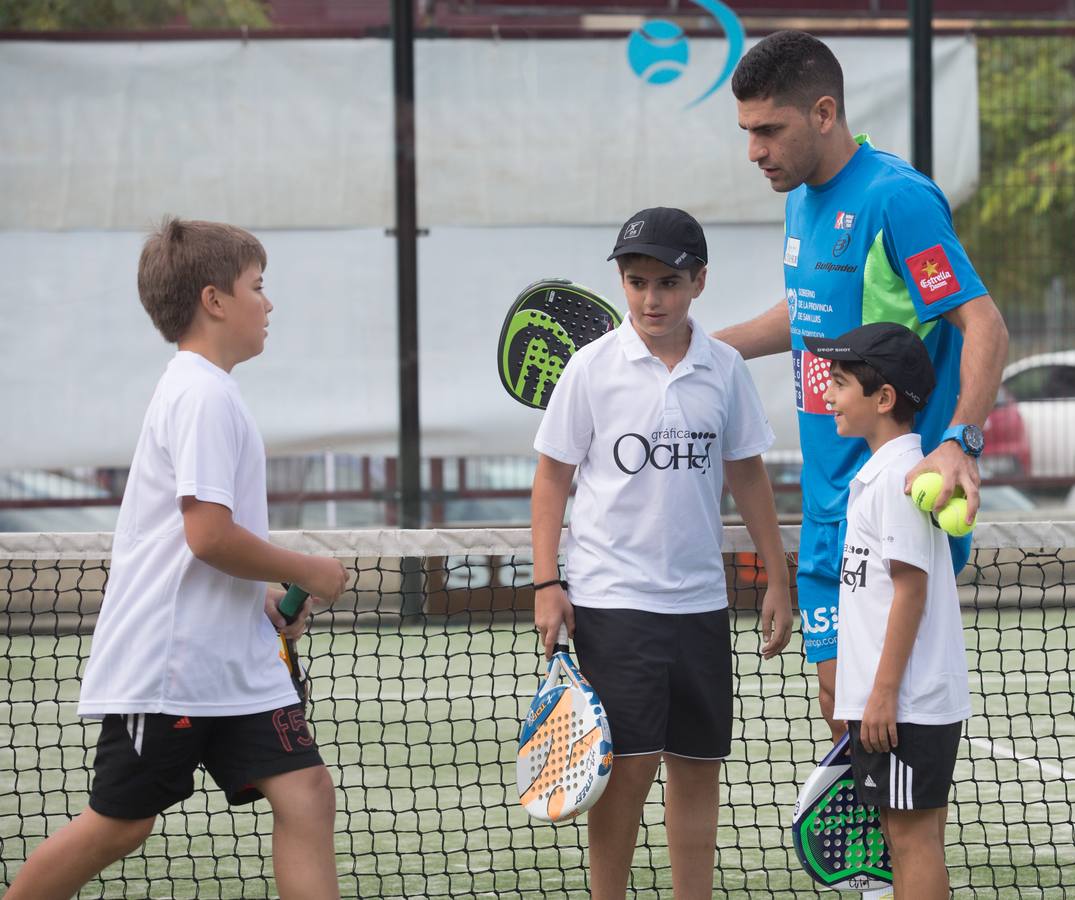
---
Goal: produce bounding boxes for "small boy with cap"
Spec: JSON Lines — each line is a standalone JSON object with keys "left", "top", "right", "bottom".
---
{"left": 805, "top": 322, "right": 971, "bottom": 899}
{"left": 531, "top": 207, "right": 793, "bottom": 899}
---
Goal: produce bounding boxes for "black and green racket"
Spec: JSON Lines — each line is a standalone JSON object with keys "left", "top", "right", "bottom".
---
{"left": 278, "top": 584, "right": 311, "bottom": 705}
{"left": 497, "top": 278, "right": 622, "bottom": 409}
{"left": 792, "top": 733, "right": 893, "bottom": 893}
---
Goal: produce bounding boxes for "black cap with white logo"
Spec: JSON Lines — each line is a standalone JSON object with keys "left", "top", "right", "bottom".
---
{"left": 607, "top": 207, "right": 708, "bottom": 270}
{"left": 804, "top": 322, "right": 936, "bottom": 410}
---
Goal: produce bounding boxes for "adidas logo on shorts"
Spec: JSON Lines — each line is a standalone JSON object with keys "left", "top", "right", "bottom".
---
{"left": 864, "top": 774, "right": 877, "bottom": 788}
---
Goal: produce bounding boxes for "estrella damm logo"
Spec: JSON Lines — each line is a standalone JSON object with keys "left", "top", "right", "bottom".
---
{"left": 612, "top": 428, "right": 715, "bottom": 474}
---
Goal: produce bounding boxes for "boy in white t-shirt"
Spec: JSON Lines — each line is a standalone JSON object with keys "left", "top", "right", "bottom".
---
{"left": 805, "top": 322, "right": 971, "bottom": 900}
{"left": 7, "top": 219, "right": 349, "bottom": 900}
{"left": 531, "top": 207, "right": 793, "bottom": 900}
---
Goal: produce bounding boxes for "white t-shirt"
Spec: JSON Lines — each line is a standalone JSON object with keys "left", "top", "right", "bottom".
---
{"left": 534, "top": 316, "right": 774, "bottom": 613}
{"left": 833, "top": 432, "right": 971, "bottom": 725}
{"left": 78, "top": 351, "right": 298, "bottom": 717}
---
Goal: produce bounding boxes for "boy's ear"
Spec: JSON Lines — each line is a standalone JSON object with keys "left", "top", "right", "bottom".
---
{"left": 692, "top": 266, "right": 707, "bottom": 297}
{"left": 876, "top": 383, "right": 898, "bottom": 415}
{"left": 200, "top": 285, "right": 226, "bottom": 320}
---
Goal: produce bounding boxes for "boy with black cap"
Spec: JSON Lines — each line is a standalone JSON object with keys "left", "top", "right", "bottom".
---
{"left": 531, "top": 207, "right": 793, "bottom": 899}
{"left": 805, "top": 322, "right": 971, "bottom": 900}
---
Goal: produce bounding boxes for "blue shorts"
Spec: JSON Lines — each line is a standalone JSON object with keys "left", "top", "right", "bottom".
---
{"left": 797, "top": 515, "right": 972, "bottom": 665}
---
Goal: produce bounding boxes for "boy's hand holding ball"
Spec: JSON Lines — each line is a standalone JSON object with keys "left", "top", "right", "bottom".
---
{"left": 911, "top": 472, "right": 976, "bottom": 537}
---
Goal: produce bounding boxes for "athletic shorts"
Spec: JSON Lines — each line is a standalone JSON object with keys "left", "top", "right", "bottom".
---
{"left": 571, "top": 605, "right": 732, "bottom": 759}
{"left": 797, "top": 515, "right": 973, "bottom": 664}
{"left": 847, "top": 720, "right": 963, "bottom": 810}
{"left": 89, "top": 704, "right": 323, "bottom": 819}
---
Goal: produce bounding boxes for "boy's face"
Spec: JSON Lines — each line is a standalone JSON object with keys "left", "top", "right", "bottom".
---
{"left": 620, "top": 256, "right": 705, "bottom": 347}
{"left": 823, "top": 361, "right": 885, "bottom": 437}
{"left": 222, "top": 263, "right": 273, "bottom": 363}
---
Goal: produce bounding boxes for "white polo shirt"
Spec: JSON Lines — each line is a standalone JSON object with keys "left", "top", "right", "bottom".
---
{"left": 534, "top": 316, "right": 774, "bottom": 614}
{"left": 833, "top": 432, "right": 971, "bottom": 725}
{"left": 79, "top": 351, "right": 298, "bottom": 718}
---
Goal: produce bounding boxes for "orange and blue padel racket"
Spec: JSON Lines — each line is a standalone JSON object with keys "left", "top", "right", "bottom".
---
{"left": 517, "top": 625, "right": 612, "bottom": 822}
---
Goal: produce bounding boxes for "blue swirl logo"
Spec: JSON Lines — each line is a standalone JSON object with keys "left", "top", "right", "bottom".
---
{"left": 626, "top": 0, "right": 745, "bottom": 108}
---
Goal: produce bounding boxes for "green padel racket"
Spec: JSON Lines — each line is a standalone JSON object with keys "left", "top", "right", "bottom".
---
{"left": 792, "top": 733, "right": 893, "bottom": 893}
{"left": 277, "top": 583, "right": 310, "bottom": 705}
{"left": 497, "top": 278, "right": 622, "bottom": 409}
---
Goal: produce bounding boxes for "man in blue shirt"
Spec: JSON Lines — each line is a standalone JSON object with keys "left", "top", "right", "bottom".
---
{"left": 714, "top": 31, "right": 1009, "bottom": 741}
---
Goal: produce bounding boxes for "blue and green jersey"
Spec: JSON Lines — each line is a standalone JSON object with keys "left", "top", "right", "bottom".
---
{"left": 785, "top": 136, "right": 987, "bottom": 523}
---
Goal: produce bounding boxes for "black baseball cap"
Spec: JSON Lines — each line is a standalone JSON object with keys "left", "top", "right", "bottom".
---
{"left": 804, "top": 322, "right": 936, "bottom": 410}
{"left": 607, "top": 207, "right": 708, "bottom": 270}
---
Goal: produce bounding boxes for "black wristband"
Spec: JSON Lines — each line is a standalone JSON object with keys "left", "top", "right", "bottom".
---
{"left": 533, "top": 579, "right": 568, "bottom": 592}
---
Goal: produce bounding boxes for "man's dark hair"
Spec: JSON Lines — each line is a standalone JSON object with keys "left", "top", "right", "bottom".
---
{"left": 832, "top": 360, "right": 916, "bottom": 426}
{"left": 731, "top": 30, "right": 846, "bottom": 119}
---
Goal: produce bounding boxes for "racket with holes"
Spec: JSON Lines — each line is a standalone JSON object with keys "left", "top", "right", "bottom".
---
{"left": 498, "top": 278, "right": 622, "bottom": 409}
{"left": 792, "top": 732, "right": 893, "bottom": 892}
{"left": 277, "top": 584, "right": 311, "bottom": 705}
{"left": 517, "top": 624, "right": 612, "bottom": 822}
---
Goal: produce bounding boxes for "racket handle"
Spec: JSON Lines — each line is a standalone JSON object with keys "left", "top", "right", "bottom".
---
{"left": 553, "top": 623, "right": 569, "bottom": 653}
{"left": 278, "top": 583, "right": 309, "bottom": 624}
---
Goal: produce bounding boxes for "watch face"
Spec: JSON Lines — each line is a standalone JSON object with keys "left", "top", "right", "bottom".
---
{"left": 964, "top": 425, "right": 985, "bottom": 454}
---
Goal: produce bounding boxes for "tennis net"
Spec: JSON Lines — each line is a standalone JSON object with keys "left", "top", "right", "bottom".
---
{"left": 1, "top": 523, "right": 1072, "bottom": 898}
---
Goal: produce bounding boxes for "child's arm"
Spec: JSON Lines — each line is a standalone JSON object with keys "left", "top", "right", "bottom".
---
{"left": 182, "top": 498, "right": 347, "bottom": 602}
{"left": 860, "top": 560, "right": 927, "bottom": 753}
{"left": 531, "top": 454, "right": 576, "bottom": 659}
{"left": 723, "top": 455, "right": 792, "bottom": 658}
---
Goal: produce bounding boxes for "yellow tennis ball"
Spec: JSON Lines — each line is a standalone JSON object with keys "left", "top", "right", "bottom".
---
{"left": 937, "top": 497, "right": 976, "bottom": 537}
{"left": 911, "top": 472, "right": 944, "bottom": 512}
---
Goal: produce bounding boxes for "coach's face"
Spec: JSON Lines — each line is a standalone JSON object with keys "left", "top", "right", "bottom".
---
{"left": 737, "top": 96, "right": 826, "bottom": 193}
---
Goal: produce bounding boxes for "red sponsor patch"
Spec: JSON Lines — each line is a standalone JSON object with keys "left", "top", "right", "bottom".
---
{"left": 795, "top": 351, "right": 835, "bottom": 415}
{"left": 905, "top": 244, "right": 961, "bottom": 304}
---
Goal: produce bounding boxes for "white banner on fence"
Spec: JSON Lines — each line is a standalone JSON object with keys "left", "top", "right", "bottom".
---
{"left": 1, "top": 35, "right": 978, "bottom": 468}
{"left": 0, "top": 36, "right": 978, "bottom": 229}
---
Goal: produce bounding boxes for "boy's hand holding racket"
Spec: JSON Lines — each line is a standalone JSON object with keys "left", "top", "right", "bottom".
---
{"left": 534, "top": 580, "right": 575, "bottom": 660}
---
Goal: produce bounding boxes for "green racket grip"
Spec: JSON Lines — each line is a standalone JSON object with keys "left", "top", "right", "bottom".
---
{"left": 278, "top": 584, "right": 309, "bottom": 625}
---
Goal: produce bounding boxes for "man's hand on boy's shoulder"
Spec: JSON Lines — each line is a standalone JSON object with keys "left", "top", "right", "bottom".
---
{"left": 759, "top": 584, "right": 793, "bottom": 659}
{"left": 860, "top": 688, "right": 899, "bottom": 753}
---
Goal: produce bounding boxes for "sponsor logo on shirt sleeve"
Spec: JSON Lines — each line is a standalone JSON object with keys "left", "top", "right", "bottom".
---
{"left": 784, "top": 236, "right": 800, "bottom": 267}
{"left": 905, "top": 244, "right": 962, "bottom": 304}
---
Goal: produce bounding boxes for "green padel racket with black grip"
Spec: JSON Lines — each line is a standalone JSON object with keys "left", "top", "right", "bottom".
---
{"left": 278, "top": 584, "right": 310, "bottom": 705}
{"left": 792, "top": 732, "right": 893, "bottom": 893}
{"left": 497, "top": 278, "right": 622, "bottom": 409}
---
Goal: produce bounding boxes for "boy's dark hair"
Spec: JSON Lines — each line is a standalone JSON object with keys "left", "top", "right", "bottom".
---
{"left": 731, "top": 31, "right": 846, "bottom": 120}
{"left": 833, "top": 360, "right": 916, "bottom": 426}
{"left": 137, "top": 217, "right": 267, "bottom": 343}
{"left": 615, "top": 253, "right": 705, "bottom": 281}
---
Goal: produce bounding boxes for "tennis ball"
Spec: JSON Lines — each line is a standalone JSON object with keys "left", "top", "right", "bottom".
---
{"left": 626, "top": 20, "right": 690, "bottom": 85}
{"left": 911, "top": 472, "right": 944, "bottom": 512}
{"left": 936, "top": 497, "right": 976, "bottom": 537}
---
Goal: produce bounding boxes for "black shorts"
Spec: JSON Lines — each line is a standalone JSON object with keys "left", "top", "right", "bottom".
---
{"left": 571, "top": 605, "right": 733, "bottom": 759}
{"left": 89, "top": 704, "right": 323, "bottom": 819}
{"left": 847, "top": 720, "right": 963, "bottom": 810}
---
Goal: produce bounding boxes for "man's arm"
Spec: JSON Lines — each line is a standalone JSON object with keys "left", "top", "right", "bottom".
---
{"left": 859, "top": 560, "right": 928, "bottom": 753}
{"left": 711, "top": 299, "right": 792, "bottom": 360}
{"left": 723, "top": 455, "right": 792, "bottom": 658}
{"left": 531, "top": 454, "right": 576, "bottom": 658}
{"left": 182, "top": 498, "right": 347, "bottom": 602}
{"left": 904, "top": 294, "right": 1009, "bottom": 519}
